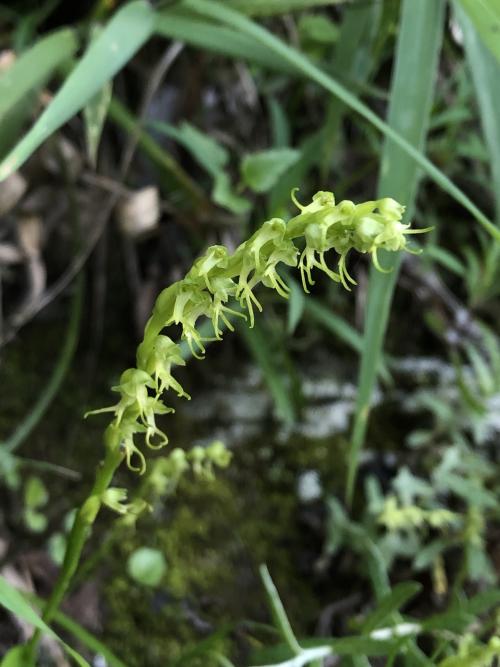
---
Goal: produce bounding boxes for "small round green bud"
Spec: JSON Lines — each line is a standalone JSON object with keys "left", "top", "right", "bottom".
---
{"left": 377, "top": 197, "right": 405, "bottom": 221}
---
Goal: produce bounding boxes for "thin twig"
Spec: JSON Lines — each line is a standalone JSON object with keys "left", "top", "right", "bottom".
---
{"left": 119, "top": 40, "right": 184, "bottom": 178}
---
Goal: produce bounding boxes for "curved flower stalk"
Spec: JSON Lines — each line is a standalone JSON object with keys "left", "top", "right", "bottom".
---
{"left": 26, "top": 190, "right": 427, "bottom": 664}
{"left": 97, "top": 189, "right": 428, "bottom": 474}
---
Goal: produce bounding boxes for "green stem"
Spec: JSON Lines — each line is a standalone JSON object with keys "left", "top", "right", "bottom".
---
{"left": 24, "top": 442, "right": 124, "bottom": 664}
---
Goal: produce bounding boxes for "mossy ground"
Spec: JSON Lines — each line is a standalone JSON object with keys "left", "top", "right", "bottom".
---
{"left": 99, "top": 429, "right": 347, "bottom": 665}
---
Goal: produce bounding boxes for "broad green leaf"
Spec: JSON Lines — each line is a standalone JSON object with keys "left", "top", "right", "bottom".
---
{"left": 459, "top": 4, "right": 500, "bottom": 212}
{"left": 422, "top": 609, "right": 475, "bottom": 633}
{"left": 361, "top": 582, "right": 422, "bottom": 633}
{"left": 24, "top": 509, "right": 48, "bottom": 533}
{"left": 326, "top": 636, "right": 398, "bottom": 657}
{"left": 83, "top": 26, "right": 113, "bottom": 167}
{"left": 1, "top": 647, "right": 26, "bottom": 667}
{"left": 259, "top": 564, "right": 302, "bottom": 655}
{"left": 456, "top": 0, "right": 500, "bottom": 66}
{"left": 127, "top": 547, "right": 167, "bottom": 587}
{"left": 0, "top": 28, "right": 77, "bottom": 123}
{"left": 151, "top": 120, "right": 249, "bottom": 214}
{"left": 84, "top": 81, "right": 112, "bottom": 167}
{"left": 439, "top": 473, "right": 497, "bottom": 508}
{"left": 225, "top": 0, "right": 342, "bottom": 16}
{"left": 24, "top": 476, "right": 49, "bottom": 532}
{"left": 425, "top": 245, "right": 465, "bottom": 275}
{"left": 465, "top": 542, "right": 496, "bottom": 583}
{"left": 48, "top": 533, "right": 67, "bottom": 565}
{"left": 457, "top": 2, "right": 500, "bottom": 302}
{"left": 0, "top": 1, "right": 155, "bottom": 180}
{"left": 348, "top": 0, "right": 445, "bottom": 503}
{"left": 252, "top": 635, "right": 397, "bottom": 664}
{"left": 241, "top": 148, "right": 300, "bottom": 193}
{"left": 464, "top": 588, "right": 500, "bottom": 615}
{"left": 287, "top": 280, "right": 305, "bottom": 334}
{"left": 249, "top": 645, "right": 331, "bottom": 667}
{"left": 152, "top": 120, "right": 229, "bottom": 176}
{"left": 268, "top": 98, "right": 290, "bottom": 148}
{"left": 0, "top": 28, "right": 77, "bottom": 159}
{"left": 156, "top": 9, "right": 295, "bottom": 72}
{"left": 298, "top": 15, "right": 339, "bottom": 45}
{"left": 413, "top": 539, "right": 448, "bottom": 571}
{"left": 24, "top": 476, "right": 48, "bottom": 509}
{"left": 0, "top": 576, "right": 89, "bottom": 666}
{"left": 213, "top": 172, "right": 250, "bottom": 214}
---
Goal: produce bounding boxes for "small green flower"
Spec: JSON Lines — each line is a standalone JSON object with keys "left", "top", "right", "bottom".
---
{"left": 140, "top": 335, "right": 188, "bottom": 398}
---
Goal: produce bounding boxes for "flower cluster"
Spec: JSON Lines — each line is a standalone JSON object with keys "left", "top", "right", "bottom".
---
{"left": 101, "top": 441, "right": 231, "bottom": 519}
{"left": 92, "top": 190, "right": 427, "bottom": 473}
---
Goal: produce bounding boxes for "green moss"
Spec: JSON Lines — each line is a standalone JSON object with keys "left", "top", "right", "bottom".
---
{"left": 99, "top": 432, "right": 338, "bottom": 665}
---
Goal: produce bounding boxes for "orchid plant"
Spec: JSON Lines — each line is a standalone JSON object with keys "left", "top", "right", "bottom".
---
{"left": 25, "top": 189, "right": 426, "bottom": 663}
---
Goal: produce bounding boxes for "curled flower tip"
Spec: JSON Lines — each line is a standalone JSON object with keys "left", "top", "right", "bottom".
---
{"left": 317, "top": 252, "right": 341, "bottom": 284}
{"left": 263, "top": 267, "right": 291, "bottom": 299}
{"left": 140, "top": 397, "right": 172, "bottom": 449}
{"left": 183, "top": 323, "right": 219, "bottom": 360}
{"left": 210, "top": 302, "right": 246, "bottom": 337}
{"left": 338, "top": 252, "right": 357, "bottom": 291}
{"left": 145, "top": 426, "right": 169, "bottom": 450}
{"left": 372, "top": 248, "right": 392, "bottom": 274}
{"left": 238, "top": 285, "right": 263, "bottom": 328}
{"left": 405, "top": 246, "right": 423, "bottom": 256}
{"left": 185, "top": 332, "right": 205, "bottom": 360}
{"left": 298, "top": 248, "right": 315, "bottom": 294}
{"left": 121, "top": 440, "right": 147, "bottom": 475}
{"left": 291, "top": 187, "right": 305, "bottom": 211}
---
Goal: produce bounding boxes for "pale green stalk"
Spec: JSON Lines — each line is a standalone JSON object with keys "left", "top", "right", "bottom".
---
{"left": 24, "top": 446, "right": 124, "bottom": 663}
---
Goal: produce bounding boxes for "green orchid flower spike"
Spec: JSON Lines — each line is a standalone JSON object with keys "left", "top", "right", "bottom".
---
{"left": 91, "top": 189, "right": 429, "bottom": 475}
{"left": 27, "top": 188, "right": 428, "bottom": 664}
